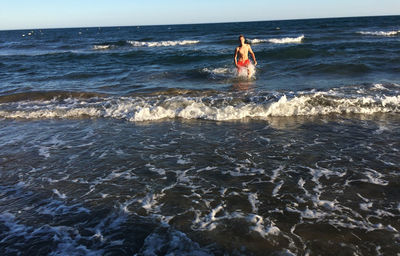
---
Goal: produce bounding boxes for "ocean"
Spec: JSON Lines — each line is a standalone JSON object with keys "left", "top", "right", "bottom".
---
{"left": 0, "top": 16, "right": 399, "bottom": 255}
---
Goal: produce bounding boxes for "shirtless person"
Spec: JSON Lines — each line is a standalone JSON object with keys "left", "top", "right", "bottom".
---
{"left": 234, "top": 35, "right": 257, "bottom": 76}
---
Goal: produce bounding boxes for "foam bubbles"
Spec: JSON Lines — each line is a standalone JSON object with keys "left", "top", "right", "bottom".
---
{"left": 248, "top": 38, "right": 269, "bottom": 44}
{"left": 127, "top": 40, "right": 199, "bottom": 47}
{"left": 237, "top": 63, "right": 256, "bottom": 78}
{"left": 249, "top": 35, "right": 304, "bottom": 44}
{"left": 268, "top": 35, "right": 305, "bottom": 44}
{"left": 202, "top": 67, "right": 231, "bottom": 75}
{"left": 52, "top": 189, "right": 67, "bottom": 199}
{"left": 139, "top": 229, "right": 212, "bottom": 256}
{"left": 248, "top": 214, "right": 281, "bottom": 237}
{"left": 358, "top": 30, "right": 400, "bottom": 36}
{"left": 93, "top": 45, "right": 112, "bottom": 50}
{"left": 0, "top": 85, "right": 399, "bottom": 122}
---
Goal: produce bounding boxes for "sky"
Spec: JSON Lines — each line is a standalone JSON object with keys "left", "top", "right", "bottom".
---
{"left": 1, "top": 0, "right": 399, "bottom": 30}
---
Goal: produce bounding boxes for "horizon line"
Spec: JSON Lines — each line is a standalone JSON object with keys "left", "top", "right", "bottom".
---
{"left": 1, "top": 14, "right": 399, "bottom": 32}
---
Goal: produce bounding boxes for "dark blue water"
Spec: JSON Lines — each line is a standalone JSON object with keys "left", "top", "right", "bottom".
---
{"left": 1, "top": 16, "right": 400, "bottom": 96}
{"left": 0, "top": 16, "right": 399, "bottom": 255}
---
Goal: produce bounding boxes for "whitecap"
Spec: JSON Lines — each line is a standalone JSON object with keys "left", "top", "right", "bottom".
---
{"left": 268, "top": 35, "right": 305, "bottom": 44}
{"left": 250, "top": 35, "right": 304, "bottom": 44}
{"left": 358, "top": 30, "right": 400, "bottom": 36}
{"left": 0, "top": 90, "right": 398, "bottom": 122}
{"left": 93, "top": 44, "right": 112, "bottom": 50}
{"left": 127, "top": 40, "right": 199, "bottom": 47}
{"left": 248, "top": 38, "right": 269, "bottom": 44}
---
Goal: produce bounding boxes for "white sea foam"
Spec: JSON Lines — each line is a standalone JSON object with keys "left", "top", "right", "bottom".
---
{"left": 139, "top": 193, "right": 164, "bottom": 213}
{"left": 372, "top": 83, "right": 389, "bottom": 91}
{"left": 52, "top": 188, "right": 67, "bottom": 199}
{"left": 363, "top": 168, "right": 389, "bottom": 186}
{"left": 248, "top": 38, "right": 269, "bottom": 44}
{"left": 247, "top": 214, "right": 280, "bottom": 237}
{"left": 360, "top": 202, "right": 373, "bottom": 211}
{"left": 202, "top": 67, "right": 231, "bottom": 75}
{"left": 0, "top": 91, "right": 398, "bottom": 122}
{"left": 299, "top": 207, "right": 327, "bottom": 219}
{"left": 268, "top": 35, "right": 305, "bottom": 44}
{"left": 93, "top": 45, "right": 112, "bottom": 50}
{"left": 237, "top": 63, "right": 256, "bottom": 78}
{"left": 192, "top": 204, "right": 224, "bottom": 231}
{"left": 248, "top": 193, "right": 259, "bottom": 212}
{"left": 0, "top": 211, "right": 103, "bottom": 256}
{"left": 146, "top": 163, "right": 166, "bottom": 176}
{"left": 250, "top": 35, "right": 304, "bottom": 44}
{"left": 272, "top": 180, "right": 284, "bottom": 197}
{"left": 358, "top": 30, "right": 400, "bottom": 36}
{"left": 316, "top": 200, "right": 336, "bottom": 211}
{"left": 140, "top": 229, "right": 212, "bottom": 256}
{"left": 127, "top": 40, "right": 199, "bottom": 47}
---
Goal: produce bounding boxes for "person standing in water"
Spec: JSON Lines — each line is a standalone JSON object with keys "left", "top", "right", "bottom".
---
{"left": 234, "top": 35, "right": 257, "bottom": 77}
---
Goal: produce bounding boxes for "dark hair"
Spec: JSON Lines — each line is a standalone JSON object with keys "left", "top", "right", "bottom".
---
{"left": 239, "top": 35, "right": 244, "bottom": 40}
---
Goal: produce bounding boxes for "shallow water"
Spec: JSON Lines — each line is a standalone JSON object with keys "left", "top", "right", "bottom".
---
{"left": 0, "top": 116, "right": 399, "bottom": 255}
{"left": 0, "top": 16, "right": 400, "bottom": 255}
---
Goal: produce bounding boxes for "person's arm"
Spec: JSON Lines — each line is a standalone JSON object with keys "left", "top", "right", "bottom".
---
{"left": 249, "top": 45, "right": 257, "bottom": 66}
{"left": 234, "top": 47, "right": 239, "bottom": 67}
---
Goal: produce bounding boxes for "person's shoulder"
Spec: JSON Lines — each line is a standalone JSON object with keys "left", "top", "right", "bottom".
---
{"left": 245, "top": 43, "right": 251, "bottom": 48}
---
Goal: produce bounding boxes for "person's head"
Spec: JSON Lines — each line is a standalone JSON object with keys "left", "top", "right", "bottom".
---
{"left": 239, "top": 35, "right": 245, "bottom": 45}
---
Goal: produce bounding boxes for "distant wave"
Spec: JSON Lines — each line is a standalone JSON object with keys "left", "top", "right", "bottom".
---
{"left": 93, "top": 45, "right": 113, "bottom": 50}
{"left": 249, "top": 35, "right": 304, "bottom": 44}
{"left": 93, "top": 40, "right": 200, "bottom": 50}
{"left": 127, "top": 40, "right": 200, "bottom": 47}
{"left": 248, "top": 39, "right": 269, "bottom": 44}
{"left": 358, "top": 30, "right": 400, "bottom": 36}
{"left": 0, "top": 85, "right": 398, "bottom": 122}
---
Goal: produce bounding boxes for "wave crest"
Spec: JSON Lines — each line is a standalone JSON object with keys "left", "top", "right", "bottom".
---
{"left": 358, "top": 30, "right": 400, "bottom": 36}
{"left": 0, "top": 88, "right": 399, "bottom": 122}
{"left": 250, "top": 35, "right": 304, "bottom": 44}
{"left": 93, "top": 45, "right": 113, "bottom": 50}
{"left": 92, "top": 40, "right": 200, "bottom": 50}
{"left": 127, "top": 40, "right": 200, "bottom": 47}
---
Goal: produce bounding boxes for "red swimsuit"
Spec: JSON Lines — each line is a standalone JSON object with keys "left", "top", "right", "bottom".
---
{"left": 237, "top": 59, "right": 250, "bottom": 67}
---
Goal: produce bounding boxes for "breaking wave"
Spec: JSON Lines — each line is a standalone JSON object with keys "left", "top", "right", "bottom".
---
{"left": 250, "top": 35, "right": 305, "bottom": 44}
{"left": 358, "top": 30, "right": 400, "bottom": 36}
{"left": 93, "top": 40, "right": 200, "bottom": 50}
{"left": 127, "top": 40, "right": 199, "bottom": 47}
{"left": 93, "top": 45, "right": 113, "bottom": 50}
{"left": 0, "top": 85, "right": 398, "bottom": 122}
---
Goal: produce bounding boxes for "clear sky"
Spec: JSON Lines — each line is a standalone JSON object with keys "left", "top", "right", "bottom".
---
{"left": 1, "top": 0, "right": 399, "bottom": 30}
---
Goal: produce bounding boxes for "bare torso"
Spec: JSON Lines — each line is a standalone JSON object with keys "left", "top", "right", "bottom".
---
{"left": 234, "top": 37, "right": 257, "bottom": 71}
{"left": 236, "top": 44, "right": 250, "bottom": 62}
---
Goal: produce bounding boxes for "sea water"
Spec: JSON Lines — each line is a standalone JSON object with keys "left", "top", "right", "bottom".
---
{"left": 0, "top": 16, "right": 399, "bottom": 255}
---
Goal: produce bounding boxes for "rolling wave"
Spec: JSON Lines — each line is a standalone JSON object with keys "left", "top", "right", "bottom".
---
{"left": 93, "top": 45, "right": 113, "bottom": 50}
{"left": 249, "top": 35, "right": 305, "bottom": 44}
{"left": 93, "top": 40, "right": 200, "bottom": 50}
{"left": 358, "top": 30, "right": 400, "bottom": 36}
{"left": 0, "top": 85, "right": 398, "bottom": 122}
{"left": 0, "top": 91, "right": 106, "bottom": 103}
{"left": 127, "top": 40, "right": 200, "bottom": 47}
